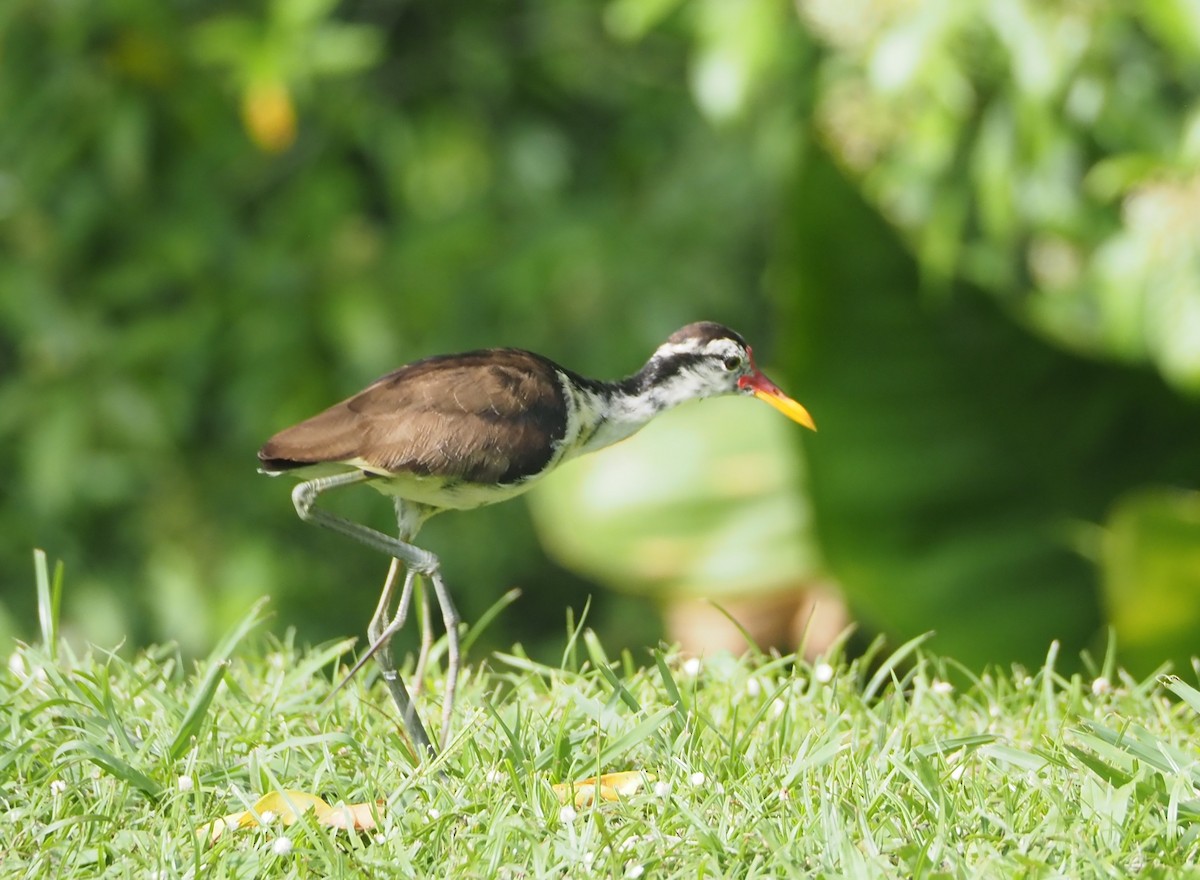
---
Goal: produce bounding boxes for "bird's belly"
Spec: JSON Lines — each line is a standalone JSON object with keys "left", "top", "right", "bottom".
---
{"left": 367, "top": 471, "right": 539, "bottom": 511}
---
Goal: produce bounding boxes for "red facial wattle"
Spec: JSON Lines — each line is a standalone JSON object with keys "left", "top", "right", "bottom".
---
{"left": 737, "top": 350, "right": 816, "bottom": 431}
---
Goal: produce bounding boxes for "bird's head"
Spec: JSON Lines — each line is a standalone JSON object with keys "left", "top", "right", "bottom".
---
{"left": 645, "top": 322, "right": 816, "bottom": 430}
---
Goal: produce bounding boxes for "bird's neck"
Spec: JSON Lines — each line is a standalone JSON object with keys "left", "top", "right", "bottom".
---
{"left": 563, "top": 360, "right": 707, "bottom": 457}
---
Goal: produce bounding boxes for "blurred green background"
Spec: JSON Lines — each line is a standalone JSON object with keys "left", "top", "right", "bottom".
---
{"left": 3, "top": 0, "right": 1200, "bottom": 675}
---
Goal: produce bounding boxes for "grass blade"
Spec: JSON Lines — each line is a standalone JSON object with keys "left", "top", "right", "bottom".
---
{"left": 597, "top": 706, "right": 675, "bottom": 767}
{"left": 169, "top": 660, "right": 228, "bottom": 761}
{"left": 169, "top": 598, "right": 268, "bottom": 760}
{"left": 862, "top": 632, "right": 933, "bottom": 701}
{"left": 561, "top": 596, "right": 592, "bottom": 674}
{"left": 56, "top": 741, "right": 162, "bottom": 799}
{"left": 462, "top": 587, "right": 522, "bottom": 654}
{"left": 981, "top": 743, "right": 1047, "bottom": 772}
{"left": 653, "top": 651, "right": 687, "bottom": 737}
{"left": 585, "top": 630, "right": 642, "bottom": 713}
{"left": 1160, "top": 675, "right": 1200, "bottom": 717}
{"left": 34, "top": 548, "right": 64, "bottom": 659}
{"left": 914, "top": 734, "right": 996, "bottom": 758}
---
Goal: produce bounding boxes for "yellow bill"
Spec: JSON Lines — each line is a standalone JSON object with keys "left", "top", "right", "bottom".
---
{"left": 739, "top": 371, "right": 817, "bottom": 431}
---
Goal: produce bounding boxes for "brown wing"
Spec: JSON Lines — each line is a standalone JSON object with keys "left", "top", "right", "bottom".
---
{"left": 258, "top": 350, "right": 568, "bottom": 486}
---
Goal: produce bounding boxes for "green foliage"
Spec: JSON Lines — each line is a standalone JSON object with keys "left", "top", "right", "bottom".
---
{"left": 0, "top": 0, "right": 807, "bottom": 654}
{"left": 1103, "top": 489, "right": 1200, "bottom": 675}
{"left": 777, "top": 146, "right": 1200, "bottom": 671}
{"left": 801, "top": 0, "right": 1200, "bottom": 391}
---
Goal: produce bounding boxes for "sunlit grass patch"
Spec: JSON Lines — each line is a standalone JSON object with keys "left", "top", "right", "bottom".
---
{"left": 4, "top": 554, "right": 1200, "bottom": 876}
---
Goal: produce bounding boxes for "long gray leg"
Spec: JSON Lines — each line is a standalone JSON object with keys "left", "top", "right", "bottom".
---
{"left": 328, "top": 561, "right": 416, "bottom": 701}
{"left": 291, "top": 473, "right": 438, "bottom": 571}
{"left": 428, "top": 570, "right": 462, "bottom": 747}
{"left": 411, "top": 581, "right": 434, "bottom": 698}
{"left": 291, "top": 472, "right": 437, "bottom": 756}
{"left": 368, "top": 558, "right": 405, "bottom": 645}
{"left": 323, "top": 558, "right": 408, "bottom": 704}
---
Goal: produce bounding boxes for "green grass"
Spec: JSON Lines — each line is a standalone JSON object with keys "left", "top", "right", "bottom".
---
{"left": 4, "top": 554, "right": 1200, "bottom": 878}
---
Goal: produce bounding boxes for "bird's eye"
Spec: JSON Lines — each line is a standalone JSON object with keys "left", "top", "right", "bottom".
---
{"left": 722, "top": 354, "right": 744, "bottom": 371}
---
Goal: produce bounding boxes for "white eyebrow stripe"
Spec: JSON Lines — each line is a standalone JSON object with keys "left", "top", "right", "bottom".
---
{"left": 654, "top": 340, "right": 704, "bottom": 357}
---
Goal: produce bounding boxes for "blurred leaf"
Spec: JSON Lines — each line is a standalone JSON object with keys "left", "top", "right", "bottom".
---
{"left": 529, "top": 396, "right": 820, "bottom": 601}
{"left": 306, "top": 25, "right": 383, "bottom": 75}
{"left": 271, "top": 0, "right": 342, "bottom": 29}
{"left": 1136, "top": 0, "right": 1200, "bottom": 59}
{"left": 604, "top": 0, "right": 685, "bottom": 42}
{"left": 190, "top": 16, "right": 260, "bottom": 68}
{"left": 778, "top": 146, "right": 1200, "bottom": 670}
{"left": 1102, "top": 489, "right": 1200, "bottom": 675}
{"left": 798, "top": 0, "right": 1200, "bottom": 393}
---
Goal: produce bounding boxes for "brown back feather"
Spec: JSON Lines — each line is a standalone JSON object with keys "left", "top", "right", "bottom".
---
{"left": 258, "top": 350, "right": 568, "bottom": 485}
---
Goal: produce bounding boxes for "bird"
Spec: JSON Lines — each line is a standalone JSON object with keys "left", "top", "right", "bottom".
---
{"left": 258, "top": 321, "right": 816, "bottom": 757}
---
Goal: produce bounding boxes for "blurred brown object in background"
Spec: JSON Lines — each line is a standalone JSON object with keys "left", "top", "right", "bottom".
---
{"left": 664, "top": 581, "right": 848, "bottom": 659}
{"left": 529, "top": 394, "right": 839, "bottom": 656}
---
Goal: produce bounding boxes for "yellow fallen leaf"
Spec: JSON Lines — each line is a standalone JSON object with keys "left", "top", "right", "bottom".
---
{"left": 198, "top": 790, "right": 380, "bottom": 842}
{"left": 552, "top": 770, "right": 653, "bottom": 807}
{"left": 322, "top": 799, "right": 380, "bottom": 831}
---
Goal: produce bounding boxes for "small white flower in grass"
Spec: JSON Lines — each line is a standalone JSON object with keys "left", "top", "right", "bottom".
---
{"left": 653, "top": 780, "right": 672, "bottom": 798}
{"left": 559, "top": 805, "right": 577, "bottom": 823}
{"left": 688, "top": 771, "right": 706, "bottom": 787}
{"left": 583, "top": 852, "right": 595, "bottom": 867}
{"left": 50, "top": 780, "right": 67, "bottom": 796}
{"left": 745, "top": 677, "right": 761, "bottom": 698}
{"left": 485, "top": 768, "right": 504, "bottom": 784}
{"left": 177, "top": 775, "right": 194, "bottom": 792}
{"left": 682, "top": 657, "right": 702, "bottom": 677}
{"left": 1092, "top": 677, "right": 1111, "bottom": 696}
{"left": 259, "top": 810, "right": 278, "bottom": 825}
{"left": 427, "top": 807, "right": 440, "bottom": 820}
{"left": 374, "top": 833, "right": 387, "bottom": 846}
{"left": 272, "top": 836, "right": 293, "bottom": 856}
{"left": 931, "top": 679, "right": 954, "bottom": 695}
{"left": 627, "top": 865, "right": 645, "bottom": 879}
{"left": 8, "top": 650, "right": 26, "bottom": 679}
{"left": 814, "top": 663, "right": 834, "bottom": 684}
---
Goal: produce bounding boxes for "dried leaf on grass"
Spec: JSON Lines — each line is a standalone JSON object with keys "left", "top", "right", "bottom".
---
{"left": 198, "top": 789, "right": 381, "bottom": 843}
{"left": 552, "top": 770, "right": 652, "bottom": 807}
